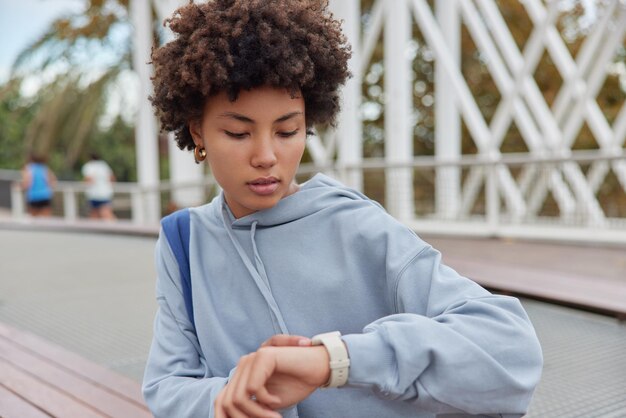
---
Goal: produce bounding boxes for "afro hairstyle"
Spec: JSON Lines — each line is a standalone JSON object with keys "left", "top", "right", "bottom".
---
{"left": 150, "top": 0, "right": 352, "bottom": 151}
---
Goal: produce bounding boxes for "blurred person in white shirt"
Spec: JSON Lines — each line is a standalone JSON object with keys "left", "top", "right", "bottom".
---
{"left": 82, "top": 153, "right": 116, "bottom": 220}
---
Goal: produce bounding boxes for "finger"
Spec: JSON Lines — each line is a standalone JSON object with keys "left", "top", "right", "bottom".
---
{"left": 221, "top": 357, "right": 252, "bottom": 418}
{"left": 261, "top": 334, "right": 312, "bottom": 347}
{"left": 250, "top": 383, "right": 281, "bottom": 409}
{"left": 239, "top": 395, "right": 281, "bottom": 418}
{"left": 232, "top": 354, "right": 281, "bottom": 418}
{"left": 231, "top": 355, "right": 254, "bottom": 410}
{"left": 245, "top": 348, "right": 283, "bottom": 405}
{"left": 214, "top": 388, "right": 229, "bottom": 418}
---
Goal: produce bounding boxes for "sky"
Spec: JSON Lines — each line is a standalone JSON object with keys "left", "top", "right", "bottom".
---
{"left": 0, "top": 0, "right": 84, "bottom": 83}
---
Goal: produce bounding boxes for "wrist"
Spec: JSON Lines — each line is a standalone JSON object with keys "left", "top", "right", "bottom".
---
{"left": 310, "top": 346, "right": 331, "bottom": 387}
{"left": 267, "top": 345, "right": 330, "bottom": 387}
{"left": 311, "top": 331, "right": 350, "bottom": 388}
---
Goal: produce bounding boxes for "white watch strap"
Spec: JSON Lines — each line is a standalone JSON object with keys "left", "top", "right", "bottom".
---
{"left": 311, "top": 331, "right": 350, "bottom": 388}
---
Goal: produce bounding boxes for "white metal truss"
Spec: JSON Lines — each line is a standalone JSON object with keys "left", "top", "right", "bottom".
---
{"left": 131, "top": 0, "right": 626, "bottom": 240}
{"left": 412, "top": 0, "right": 528, "bottom": 221}
{"left": 413, "top": 0, "right": 626, "bottom": 225}
{"left": 341, "top": 0, "right": 626, "bottom": 230}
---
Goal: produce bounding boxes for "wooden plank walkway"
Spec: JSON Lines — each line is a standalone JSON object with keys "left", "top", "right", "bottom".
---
{"left": 426, "top": 236, "right": 626, "bottom": 319}
{"left": 0, "top": 322, "right": 151, "bottom": 418}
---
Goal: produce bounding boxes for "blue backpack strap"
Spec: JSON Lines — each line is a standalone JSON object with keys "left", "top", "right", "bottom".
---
{"left": 161, "top": 208, "right": 194, "bottom": 328}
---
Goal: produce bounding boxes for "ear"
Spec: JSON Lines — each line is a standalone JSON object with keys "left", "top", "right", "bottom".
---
{"left": 188, "top": 119, "right": 204, "bottom": 147}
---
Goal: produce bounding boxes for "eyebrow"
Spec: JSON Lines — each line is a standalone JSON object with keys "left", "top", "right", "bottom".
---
{"left": 218, "top": 111, "right": 303, "bottom": 124}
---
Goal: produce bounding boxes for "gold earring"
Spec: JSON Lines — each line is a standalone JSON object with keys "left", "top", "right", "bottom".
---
{"left": 194, "top": 146, "right": 207, "bottom": 164}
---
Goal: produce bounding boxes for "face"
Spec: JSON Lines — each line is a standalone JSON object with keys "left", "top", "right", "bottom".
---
{"left": 190, "top": 86, "right": 307, "bottom": 218}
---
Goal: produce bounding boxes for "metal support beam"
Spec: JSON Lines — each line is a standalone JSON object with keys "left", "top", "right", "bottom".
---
{"left": 384, "top": 0, "right": 414, "bottom": 220}
{"left": 62, "top": 189, "right": 78, "bottom": 221}
{"left": 153, "top": 0, "right": 206, "bottom": 209}
{"left": 435, "top": 0, "right": 461, "bottom": 219}
{"left": 131, "top": 0, "right": 160, "bottom": 223}
{"left": 330, "top": 0, "right": 363, "bottom": 191}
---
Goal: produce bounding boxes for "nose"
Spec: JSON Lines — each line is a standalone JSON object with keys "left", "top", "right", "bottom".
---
{"left": 250, "top": 136, "right": 277, "bottom": 168}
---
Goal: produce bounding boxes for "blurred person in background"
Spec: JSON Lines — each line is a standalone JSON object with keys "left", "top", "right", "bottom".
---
{"left": 21, "top": 153, "right": 57, "bottom": 217}
{"left": 82, "top": 153, "right": 116, "bottom": 220}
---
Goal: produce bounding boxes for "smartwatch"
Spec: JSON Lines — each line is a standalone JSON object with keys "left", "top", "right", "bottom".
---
{"left": 311, "top": 331, "right": 350, "bottom": 388}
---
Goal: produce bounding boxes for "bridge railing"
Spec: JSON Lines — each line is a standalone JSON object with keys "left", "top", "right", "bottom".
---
{"left": 299, "top": 149, "right": 626, "bottom": 244}
{"left": 8, "top": 177, "right": 221, "bottom": 224}
{"left": 7, "top": 150, "right": 626, "bottom": 243}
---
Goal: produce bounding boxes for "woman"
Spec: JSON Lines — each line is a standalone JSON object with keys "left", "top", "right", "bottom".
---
{"left": 21, "top": 153, "right": 57, "bottom": 217}
{"left": 142, "top": 2, "right": 543, "bottom": 417}
{"left": 81, "top": 153, "right": 117, "bottom": 220}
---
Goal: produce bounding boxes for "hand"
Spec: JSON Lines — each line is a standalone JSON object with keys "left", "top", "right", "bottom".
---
{"left": 214, "top": 346, "right": 330, "bottom": 418}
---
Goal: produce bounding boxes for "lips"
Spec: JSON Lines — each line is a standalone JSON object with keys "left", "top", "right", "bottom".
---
{"left": 247, "top": 177, "right": 280, "bottom": 196}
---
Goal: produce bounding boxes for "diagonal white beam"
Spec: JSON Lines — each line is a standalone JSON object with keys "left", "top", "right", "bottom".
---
{"left": 476, "top": 0, "right": 560, "bottom": 150}
{"left": 460, "top": 167, "right": 484, "bottom": 216}
{"left": 614, "top": 101, "right": 626, "bottom": 147}
{"left": 462, "top": 0, "right": 556, "bottom": 152}
{"left": 410, "top": 0, "right": 490, "bottom": 151}
{"left": 411, "top": 0, "right": 526, "bottom": 219}
{"left": 551, "top": 0, "right": 619, "bottom": 124}
{"left": 560, "top": 9, "right": 626, "bottom": 149}
{"left": 359, "top": 0, "right": 386, "bottom": 76}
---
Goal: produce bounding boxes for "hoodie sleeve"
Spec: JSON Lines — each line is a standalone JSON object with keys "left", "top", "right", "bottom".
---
{"left": 142, "top": 234, "right": 233, "bottom": 418}
{"left": 341, "top": 226, "right": 543, "bottom": 416}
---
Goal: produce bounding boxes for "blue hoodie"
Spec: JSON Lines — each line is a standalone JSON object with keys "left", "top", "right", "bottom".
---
{"left": 143, "top": 173, "right": 543, "bottom": 418}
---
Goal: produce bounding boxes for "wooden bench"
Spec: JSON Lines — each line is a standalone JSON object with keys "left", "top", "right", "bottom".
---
{"left": 0, "top": 322, "right": 151, "bottom": 418}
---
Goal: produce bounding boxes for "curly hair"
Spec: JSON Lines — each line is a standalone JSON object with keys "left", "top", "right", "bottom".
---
{"left": 150, "top": 0, "right": 352, "bottom": 151}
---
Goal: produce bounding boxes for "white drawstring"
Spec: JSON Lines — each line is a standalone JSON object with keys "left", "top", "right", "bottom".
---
{"left": 220, "top": 205, "right": 290, "bottom": 334}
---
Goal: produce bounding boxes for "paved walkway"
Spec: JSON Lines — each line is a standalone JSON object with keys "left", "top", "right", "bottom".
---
{"left": 1, "top": 225, "right": 625, "bottom": 417}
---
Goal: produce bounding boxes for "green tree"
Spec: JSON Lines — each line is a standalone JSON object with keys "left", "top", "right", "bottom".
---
{"left": 0, "top": 79, "right": 39, "bottom": 169}
{"left": 5, "top": 0, "right": 135, "bottom": 178}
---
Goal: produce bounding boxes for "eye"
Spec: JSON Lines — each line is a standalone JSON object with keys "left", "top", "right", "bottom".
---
{"left": 224, "top": 130, "right": 248, "bottom": 139}
{"left": 277, "top": 129, "right": 299, "bottom": 138}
